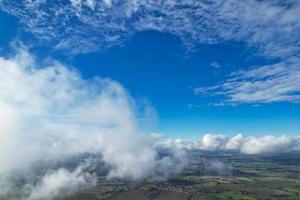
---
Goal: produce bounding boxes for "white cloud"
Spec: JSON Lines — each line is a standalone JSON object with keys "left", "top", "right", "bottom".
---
{"left": 0, "top": 46, "right": 186, "bottom": 199}
{"left": 3, "top": 1, "right": 300, "bottom": 105}
{"left": 27, "top": 166, "right": 96, "bottom": 200}
{"left": 164, "top": 133, "right": 300, "bottom": 155}
{"left": 2, "top": 0, "right": 300, "bottom": 104}
{"left": 194, "top": 57, "right": 300, "bottom": 103}
{"left": 211, "top": 62, "right": 221, "bottom": 69}
{"left": 1, "top": 0, "right": 300, "bottom": 57}
{"left": 2, "top": 1, "right": 300, "bottom": 104}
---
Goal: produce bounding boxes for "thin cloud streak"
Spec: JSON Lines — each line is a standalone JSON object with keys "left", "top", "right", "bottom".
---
{"left": 194, "top": 57, "right": 300, "bottom": 103}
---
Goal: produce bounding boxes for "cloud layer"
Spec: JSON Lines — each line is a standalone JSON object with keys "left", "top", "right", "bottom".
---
{"left": 0, "top": 0, "right": 299, "bottom": 57}
{"left": 1, "top": 0, "right": 300, "bottom": 104}
{"left": 0, "top": 47, "right": 185, "bottom": 199}
{"left": 164, "top": 134, "right": 300, "bottom": 155}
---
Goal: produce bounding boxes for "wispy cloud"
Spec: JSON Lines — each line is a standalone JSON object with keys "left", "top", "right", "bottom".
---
{"left": 3, "top": 1, "right": 300, "bottom": 104}
{"left": 1, "top": 0, "right": 300, "bottom": 57}
{"left": 195, "top": 57, "right": 300, "bottom": 103}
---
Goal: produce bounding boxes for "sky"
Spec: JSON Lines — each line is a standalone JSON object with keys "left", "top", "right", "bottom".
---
{"left": 0, "top": 0, "right": 300, "bottom": 139}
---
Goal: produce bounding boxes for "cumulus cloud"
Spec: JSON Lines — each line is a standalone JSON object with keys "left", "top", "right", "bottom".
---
{"left": 164, "top": 134, "right": 300, "bottom": 155}
{"left": 0, "top": 46, "right": 186, "bottom": 199}
{"left": 27, "top": 166, "right": 96, "bottom": 200}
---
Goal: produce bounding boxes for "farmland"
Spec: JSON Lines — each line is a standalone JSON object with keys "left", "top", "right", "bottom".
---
{"left": 63, "top": 151, "right": 300, "bottom": 200}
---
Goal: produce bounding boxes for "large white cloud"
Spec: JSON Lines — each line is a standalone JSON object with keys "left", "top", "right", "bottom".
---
{"left": 164, "top": 133, "right": 300, "bottom": 155}
{"left": 0, "top": 46, "right": 185, "bottom": 199}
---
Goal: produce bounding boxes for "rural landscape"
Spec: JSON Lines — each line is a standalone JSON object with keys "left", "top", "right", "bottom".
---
{"left": 61, "top": 152, "right": 300, "bottom": 200}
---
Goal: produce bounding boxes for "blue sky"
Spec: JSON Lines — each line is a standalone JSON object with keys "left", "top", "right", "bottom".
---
{"left": 1, "top": 0, "right": 300, "bottom": 139}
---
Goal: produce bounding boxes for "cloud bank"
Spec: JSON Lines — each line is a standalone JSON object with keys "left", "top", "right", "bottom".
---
{"left": 0, "top": 47, "right": 185, "bottom": 199}
{"left": 164, "top": 134, "right": 300, "bottom": 155}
